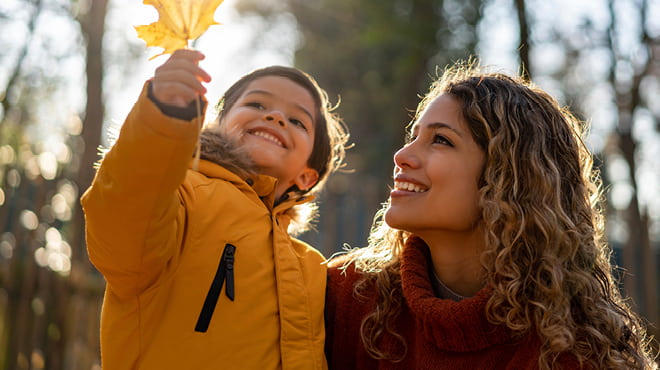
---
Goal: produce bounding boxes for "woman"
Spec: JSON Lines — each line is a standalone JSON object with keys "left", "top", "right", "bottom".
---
{"left": 325, "top": 61, "right": 656, "bottom": 369}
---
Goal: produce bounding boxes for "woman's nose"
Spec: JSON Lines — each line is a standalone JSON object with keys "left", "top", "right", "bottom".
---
{"left": 264, "top": 110, "right": 286, "bottom": 126}
{"left": 393, "top": 143, "right": 420, "bottom": 169}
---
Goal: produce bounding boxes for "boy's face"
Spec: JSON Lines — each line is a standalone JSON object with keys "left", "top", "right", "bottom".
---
{"left": 219, "top": 76, "right": 319, "bottom": 198}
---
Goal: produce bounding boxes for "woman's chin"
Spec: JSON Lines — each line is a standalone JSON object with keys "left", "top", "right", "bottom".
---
{"left": 383, "top": 208, "right": 407, "bottom": 231}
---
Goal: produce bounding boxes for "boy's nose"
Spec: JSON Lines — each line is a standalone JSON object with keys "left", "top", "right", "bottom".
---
{"left": 265, "top": 111, "right": 286, "bottom": 126}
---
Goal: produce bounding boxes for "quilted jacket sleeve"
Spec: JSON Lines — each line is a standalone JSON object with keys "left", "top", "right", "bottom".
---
{"left": 81, "top": 82, "right": 204, "bottom": 298}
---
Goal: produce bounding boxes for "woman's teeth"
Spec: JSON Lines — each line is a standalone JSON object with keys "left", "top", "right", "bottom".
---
{"left": 394, "top": 181, "right": 427, "bottom": 193}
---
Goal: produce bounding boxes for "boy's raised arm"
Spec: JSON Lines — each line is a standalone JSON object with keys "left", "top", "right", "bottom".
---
{"left": 81, "top": 50, "right": 209, "bottom": 298}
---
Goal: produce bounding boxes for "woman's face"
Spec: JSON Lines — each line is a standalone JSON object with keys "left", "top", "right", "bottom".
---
{"left": 385, "top": 94, "right": 485, "bottom": 240}
{"left": 218, "top": 76, "right": 319, "bottom": 197}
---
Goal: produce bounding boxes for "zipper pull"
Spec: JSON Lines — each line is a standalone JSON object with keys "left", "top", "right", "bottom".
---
{"left": 195, "top": 243, "right": 237, "bottom": 333}
{"left": 224, "top": 244, "right": 235, "bottom": 300}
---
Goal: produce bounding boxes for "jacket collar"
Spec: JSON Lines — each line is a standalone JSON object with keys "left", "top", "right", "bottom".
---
{"left": 192, "top": 159, "right": 314, "bottom": 214}
{"left": 195, "top": 129, "right": 315, "bottom": 214}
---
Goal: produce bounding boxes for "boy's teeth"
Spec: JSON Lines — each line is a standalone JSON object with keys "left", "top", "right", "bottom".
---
{"left": 394, "top": 181, "right": 427, "bottom": 193}
{"left": 253, "top": 131, "right": 283, "bottom": 147}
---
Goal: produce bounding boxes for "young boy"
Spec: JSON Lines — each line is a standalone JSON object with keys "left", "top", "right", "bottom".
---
{"left": 81, "top": 50, "right": 348, "bottom": 369}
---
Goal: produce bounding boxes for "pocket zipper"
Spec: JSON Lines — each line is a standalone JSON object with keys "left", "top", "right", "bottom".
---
{"left": 195, "top": 243, "right": 236, "bottom": 332}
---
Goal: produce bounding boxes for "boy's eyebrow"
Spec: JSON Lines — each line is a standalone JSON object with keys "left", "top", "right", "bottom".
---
{"left": 244, "top": 90, "right": 314, "bottom": 123}
{"left": 411, "top": 121, "right": 464, "bottom": 138}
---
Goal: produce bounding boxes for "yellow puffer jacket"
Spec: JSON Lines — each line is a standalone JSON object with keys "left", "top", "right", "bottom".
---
{"left": 81, "top": 84, "right": 327, "bottom": 370}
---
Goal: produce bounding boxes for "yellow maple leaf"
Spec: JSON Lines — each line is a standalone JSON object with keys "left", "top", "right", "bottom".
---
{"left": 135, "top": 0, "right": 225, "bottom": 59}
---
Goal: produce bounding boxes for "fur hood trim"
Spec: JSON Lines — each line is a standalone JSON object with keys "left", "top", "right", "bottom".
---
{"left": 199, "top": 129, "right": 257, "bottom": 180}
{"left": 197, "top": 129, "right": 316, "bottom": 235}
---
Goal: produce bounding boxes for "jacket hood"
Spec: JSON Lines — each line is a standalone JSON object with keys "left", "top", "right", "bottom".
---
{"left": 199, "top": 129, "right": 257, "bottom": 180}
{"left": 197, "top": 128, "right": 316, "bottom": 235}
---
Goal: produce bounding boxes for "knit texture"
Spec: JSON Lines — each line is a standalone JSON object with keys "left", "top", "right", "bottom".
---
{"left": 325, "top": 236, "right": 582, "bottom": 369}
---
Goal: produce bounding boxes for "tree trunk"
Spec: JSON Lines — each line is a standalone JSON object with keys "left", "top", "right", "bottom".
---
{"left": 606, "top": 0, "right": 657, "bottom": 329}
{"left": 514, "top": 0, "right": 531, "bottom": 79}
{"left": 64, "top": 0, "right": 109, "bottom": 368}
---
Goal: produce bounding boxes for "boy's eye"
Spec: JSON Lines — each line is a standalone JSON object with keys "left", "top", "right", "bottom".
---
{"left": 246, "top": 102, "right": 264, "bottom": 109}
{"left": 289, "top": 118, "right": 308, "bottom": 131}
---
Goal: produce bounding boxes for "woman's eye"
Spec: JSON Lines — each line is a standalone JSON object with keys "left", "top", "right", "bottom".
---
{"left": 433, "top": 134, "right": 452, "bottom": 146}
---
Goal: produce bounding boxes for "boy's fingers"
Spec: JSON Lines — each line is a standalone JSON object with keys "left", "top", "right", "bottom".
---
{"left": 155, "top": 61, "right": 210, "bottom": 83}
{"left": 171, "top": 49, "right": 205, "bottom": 62}
{"left": 198, "top": 67, "right": 211, "bottom": 83}
{"left": 151, "top": 49, "right": 211, "bottom": 107}
{"left": 155, "top": 69, "right": 207, "bottom": 94}
{"left": 151, "top": 80, "right": 201, "bottom": 108}
{"left": 159, "top": 53, "right": 211, "bottom": 82}
{"left": 152, "top": 70, "right": 207, "bottom": 107}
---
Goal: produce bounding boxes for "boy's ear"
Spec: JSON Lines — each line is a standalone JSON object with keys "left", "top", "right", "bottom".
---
{"left": 294, "top": 167, "right": 319, "bottom": 192}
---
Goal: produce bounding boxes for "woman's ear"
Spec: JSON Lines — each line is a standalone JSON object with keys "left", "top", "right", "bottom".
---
{"left": 293, "top": 167, "right": 319, "bottom": 192}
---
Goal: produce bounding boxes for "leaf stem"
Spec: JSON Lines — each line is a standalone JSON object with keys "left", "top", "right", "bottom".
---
{"left": 192, "top": 97, "right": 202, "bottom": 171}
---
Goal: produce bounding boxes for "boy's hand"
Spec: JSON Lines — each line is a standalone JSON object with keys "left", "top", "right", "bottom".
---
{"left": 151, "top": 49, "right": 211, "bottom": 108}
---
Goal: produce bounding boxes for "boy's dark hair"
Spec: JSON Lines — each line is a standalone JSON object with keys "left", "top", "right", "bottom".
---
{"left": 215, "top": 66, "right": 348, "bottom": 195}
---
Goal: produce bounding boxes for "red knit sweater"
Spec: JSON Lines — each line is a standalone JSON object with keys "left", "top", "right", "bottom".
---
{"left": 325, "top": 236, "right": 582, "bottom": 369}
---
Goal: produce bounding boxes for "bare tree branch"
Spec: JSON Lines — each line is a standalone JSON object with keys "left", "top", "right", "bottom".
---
{"left": 0, "top": 0, "right": 43, "bottom": 122}
{"left": 514, "top": 0, "right": 531, "bottom": 79}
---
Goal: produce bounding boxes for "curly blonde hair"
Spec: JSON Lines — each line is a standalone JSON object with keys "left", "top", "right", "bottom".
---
{"left": 344, "top": 61, "right": 657, "bottom": 369}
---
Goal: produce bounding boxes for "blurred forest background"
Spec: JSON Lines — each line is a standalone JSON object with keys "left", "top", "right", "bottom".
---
{"left": 0, "top": 0, "right": 658, "bottom": 368}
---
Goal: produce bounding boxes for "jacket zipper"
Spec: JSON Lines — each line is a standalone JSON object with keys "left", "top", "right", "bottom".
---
{"left": 195, "top": 243, "right": 236, "bottom": 333}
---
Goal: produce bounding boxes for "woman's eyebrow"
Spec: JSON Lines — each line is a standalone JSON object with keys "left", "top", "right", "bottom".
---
{"left": 411, "top": 121, "right": 464, "bottom": 138}
{"left": 244, "top": 90, "right": 314, "bottom": 123}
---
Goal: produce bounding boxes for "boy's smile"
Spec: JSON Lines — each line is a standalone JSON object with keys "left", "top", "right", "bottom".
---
{"left": 249, "top": 128, "right": 285, "bottom": 148}
{"left": 218, "top": 76, "right": 320, "bottom": 198}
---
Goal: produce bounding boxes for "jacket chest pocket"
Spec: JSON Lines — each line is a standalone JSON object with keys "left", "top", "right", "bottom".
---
{"left": 194, "top": 243, "right": 236, "bottom": 332}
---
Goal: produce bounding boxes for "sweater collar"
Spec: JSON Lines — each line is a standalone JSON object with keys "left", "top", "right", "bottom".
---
{"left": 400, "top": 236, "right": 515, "bottom": 352}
